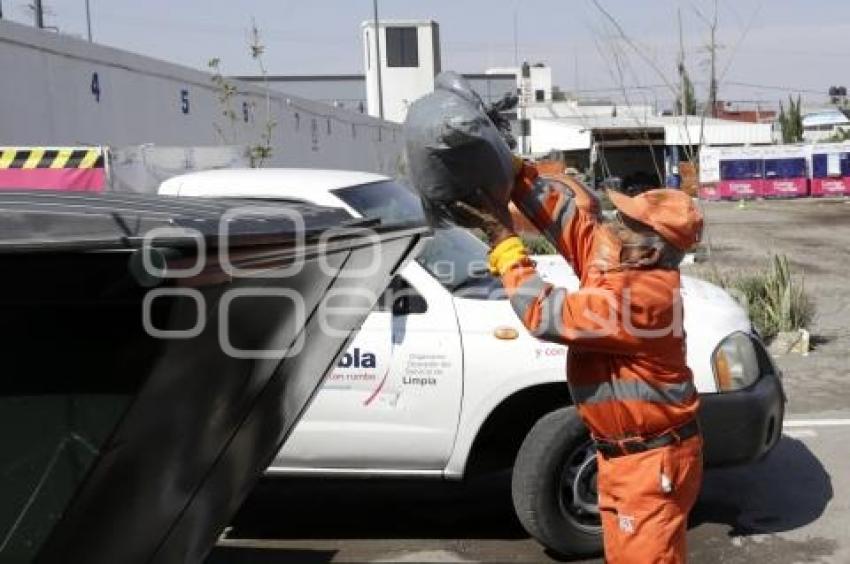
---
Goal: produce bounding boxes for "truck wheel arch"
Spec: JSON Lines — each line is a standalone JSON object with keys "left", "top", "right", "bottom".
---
{"left": 463, "top": 383, "right": 572, "bottom": 478}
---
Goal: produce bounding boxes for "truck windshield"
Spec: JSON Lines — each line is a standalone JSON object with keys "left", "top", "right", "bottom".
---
{"left": 333, "top": 182, "right": 498, "bottom": 293}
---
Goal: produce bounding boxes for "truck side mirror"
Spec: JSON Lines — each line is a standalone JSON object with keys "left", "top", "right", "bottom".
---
{"left": 392, "top": 291, "right": 427, "bottom": 316}
{"left": 383, "top": 276, "right": 427, "bottom": 316}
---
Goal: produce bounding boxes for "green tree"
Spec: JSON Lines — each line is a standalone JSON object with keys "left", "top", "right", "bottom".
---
{"left": 208, "top": 20, "right": 277, "bottom": 168}
{"left": 676, "top": 69, "right": 697, "bottom": 115}
{"left": 779, "top": 95, "right": 803, "bottom": 143}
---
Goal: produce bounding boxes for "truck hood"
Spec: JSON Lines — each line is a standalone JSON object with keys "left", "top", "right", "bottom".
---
{"left": 528, "top": 255, "right": 752, "bottom": 391}
{"left": 531, "top": 254, "right": 750, "bottom": 329}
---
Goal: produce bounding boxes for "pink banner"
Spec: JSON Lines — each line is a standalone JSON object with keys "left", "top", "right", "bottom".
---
{"left": 0, "top": 168, "right": 105, "bottom": 192}
{"left": 762, "top": 178, "right": 809, "bottom": 199}
{"left": 698, "top": 184, "right": 722, "bottom": 201}
{"left": 718, "top": 179, "right": 764, "bottom": 200}
{"left": 811, "top": 178, "right": 850, "bottom": 197}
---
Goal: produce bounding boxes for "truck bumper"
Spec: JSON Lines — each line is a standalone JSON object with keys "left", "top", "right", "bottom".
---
{"left": 699, "top": 338, "right": 785, "bottom": 467}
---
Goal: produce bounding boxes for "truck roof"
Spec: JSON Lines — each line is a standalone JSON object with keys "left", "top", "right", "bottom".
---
{"left": 160, "top": 168, "right": 390, "bottom": 204}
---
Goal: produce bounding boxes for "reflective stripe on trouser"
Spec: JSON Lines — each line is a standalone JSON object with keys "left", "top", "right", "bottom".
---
{"left": 597, "top": 434, "right": 703, "bottom": 564}
{"left": 571, "top": 378, "right": 697, "bottom": 407}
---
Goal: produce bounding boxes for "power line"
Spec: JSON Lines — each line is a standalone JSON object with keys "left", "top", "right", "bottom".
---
{"left": 724, "top": 81, "right": 827, "bottom": 96}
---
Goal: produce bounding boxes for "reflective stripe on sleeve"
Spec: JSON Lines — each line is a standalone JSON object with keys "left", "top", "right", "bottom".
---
{"left": 508, "top": 273, "right": 549, "bottom": 323}
{"left": 517, "top": 177, "right": 578, "bottom": 252}
{"left": 546, "top": 191, "right": 576, "bottom": 244}
{"left": 571, "top": 379, "right": 697, "bottom": 406}
{"left": 532, "top": 286, "right": 568, "bottom": 342}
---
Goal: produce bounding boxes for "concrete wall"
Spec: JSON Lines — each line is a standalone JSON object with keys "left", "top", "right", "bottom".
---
{"left": 237, "top": 76, "right": 368, "bottom": 113}
{"left": 529, "top": 119, "right": 592, "bottom": 153}
{"left": 0, "top": 20, "right": 403, "bottom": 176}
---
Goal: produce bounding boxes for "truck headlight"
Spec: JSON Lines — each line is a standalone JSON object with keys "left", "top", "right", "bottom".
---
{"left": 712, "top": 332, "right": 760, "bottom": 391}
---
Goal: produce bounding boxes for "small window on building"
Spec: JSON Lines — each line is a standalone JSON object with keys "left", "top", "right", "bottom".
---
{"left": 535, "top": 89, "right": 545, "bottom": 102}
{"left": 386, "top": 27, "right": 419, "bottom": 68}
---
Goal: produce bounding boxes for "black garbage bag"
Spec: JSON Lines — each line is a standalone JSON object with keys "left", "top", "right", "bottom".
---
{"left": 404, "top": 71, "right": 515, "bottom": 225}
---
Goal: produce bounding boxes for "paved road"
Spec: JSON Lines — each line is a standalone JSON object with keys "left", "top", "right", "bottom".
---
{"left": 208, "top": 412, "right": 850, "bottom": 563}
{"left": 208, "top": 199, "right": 850, "bottom": 563}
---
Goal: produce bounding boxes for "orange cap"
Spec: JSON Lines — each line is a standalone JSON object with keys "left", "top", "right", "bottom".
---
{"left": 606, "top": 189, "right": 703, "bottom": 250}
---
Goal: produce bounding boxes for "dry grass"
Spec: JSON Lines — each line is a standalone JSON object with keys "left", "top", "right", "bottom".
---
{"left": 521, "top": 234, "right": 557, "bottom": 255}
{"left": 699, "top": 254, "right": 815, "bottom": 340}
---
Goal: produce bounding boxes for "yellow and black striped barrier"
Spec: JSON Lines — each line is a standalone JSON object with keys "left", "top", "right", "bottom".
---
{"left": 0, "top": 147, "right": 107, "bottom": 191}
{"left": 0, "top": 147, "right": 104, "bottom": 170}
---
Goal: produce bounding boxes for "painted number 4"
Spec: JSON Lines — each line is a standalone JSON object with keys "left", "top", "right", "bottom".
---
{"left": 91, "top": 72, "right": 100, "bottom": 102}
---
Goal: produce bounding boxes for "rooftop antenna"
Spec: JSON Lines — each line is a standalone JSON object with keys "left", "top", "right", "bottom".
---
{"left": 574, "top": 51, "right": 579, "bottom": 98}
{"left": 677, "top": 7, "right": 684, "bottom": 115}
{"left": 85, "top": 0, "right": 92, "bottom": 41}
{"left": 34, "top": 0, "right": 44, "bottom": 28}
{"left": 512, "top": 9, "right": 519, "bottom": 66}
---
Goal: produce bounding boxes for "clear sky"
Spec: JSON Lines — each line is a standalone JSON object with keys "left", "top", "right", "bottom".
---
{"left": 4, "top": 0, "right": 848, "bottom": 108}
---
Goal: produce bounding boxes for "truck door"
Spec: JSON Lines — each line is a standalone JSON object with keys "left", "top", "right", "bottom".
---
{"left": 274, "top": 263, "right": 463, "bottom": 471}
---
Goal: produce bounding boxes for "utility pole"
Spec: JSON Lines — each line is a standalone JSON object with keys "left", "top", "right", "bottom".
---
{"left": 85, "top": 0, "right": 92, "bottom": 41}
{"left": 574, "top": 51, "right": 579, "bottom": 98}
{"left": 512, "top": 9, "right": 519, "bottom": 67}
{"left": 372, "top": 0, "right": 384, "bottom": 120}
{"left": 519, "top": 61, "right": 530, "bottom": 155}
{"left": 707, "top": 0, "right": 718, "bottom": 118}
{"left": 34, "top": 0, "right": 44, "bottom": 28}
{"left": 677, "top": 8, "right": 685, "bottom": 116}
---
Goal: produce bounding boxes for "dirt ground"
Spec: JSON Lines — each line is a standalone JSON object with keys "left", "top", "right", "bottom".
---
{"left": 683, "top": 197, "right": 850, "bottom": 415}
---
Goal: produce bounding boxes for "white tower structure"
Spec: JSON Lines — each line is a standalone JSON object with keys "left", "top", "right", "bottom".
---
{"left": 362, "top": 20, "right": 441, "bottom": 123}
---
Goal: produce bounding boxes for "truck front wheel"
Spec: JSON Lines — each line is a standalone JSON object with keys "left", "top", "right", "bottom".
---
{"left": 511, "top": 406, "right": 603, "bottom": 557}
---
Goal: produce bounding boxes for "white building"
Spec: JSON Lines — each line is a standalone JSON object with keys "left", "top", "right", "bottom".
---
{"left": 529, "top": 115, "right": 774, "bottom": 155}
{"left": 487, "top": 64, "right": 553, "bottom": 104}
{"left": 527, "top": 113, "right": 774, "bottom": 187}
{"left": 362, "top": 19, "right": 441, "bottom": 123}
{"left": 802, "top": 109, "right": 850, "bottom": 142}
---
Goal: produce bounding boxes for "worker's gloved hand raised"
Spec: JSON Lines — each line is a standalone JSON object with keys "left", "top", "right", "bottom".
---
{"left": 448, "top": 188, "right": 515, "bottom": 246}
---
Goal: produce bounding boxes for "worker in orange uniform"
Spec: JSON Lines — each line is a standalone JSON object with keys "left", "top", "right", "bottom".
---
{"left": 451, "top": 161, "right": 704, "bottom": 564}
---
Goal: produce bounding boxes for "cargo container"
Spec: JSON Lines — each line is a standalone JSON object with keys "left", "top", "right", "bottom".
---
{"left": 697, "top": 146, "right": 722, "bottom": 200}
{"left": 699, "top": 145, "right": 767, "bottom": 200}
{"left": 810, "top": 144, "right": 850, "bottom": 197}
{"left": 762, "top": 146, "right": 809, "bottom": 198}
{"left": 718, "top": 157, "right": 764, "bottom": 199}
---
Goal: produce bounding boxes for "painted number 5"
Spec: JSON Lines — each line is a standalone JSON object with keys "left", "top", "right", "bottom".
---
{"left": 180, "top": 89, "right": 190, "bottom": 114}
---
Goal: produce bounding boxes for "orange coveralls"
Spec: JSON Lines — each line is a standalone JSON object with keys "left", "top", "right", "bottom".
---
{"left": 498, "top": 165, "right": 703, "bottom": 563}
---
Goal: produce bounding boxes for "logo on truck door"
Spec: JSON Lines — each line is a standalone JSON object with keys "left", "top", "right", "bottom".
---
{"left": 337, "top": 347, "right": 376, "bottom": 368}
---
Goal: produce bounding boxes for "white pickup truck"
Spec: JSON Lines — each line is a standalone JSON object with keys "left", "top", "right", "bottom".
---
{"left": 160, "top": 169, "right": 785, "bottom": 556}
